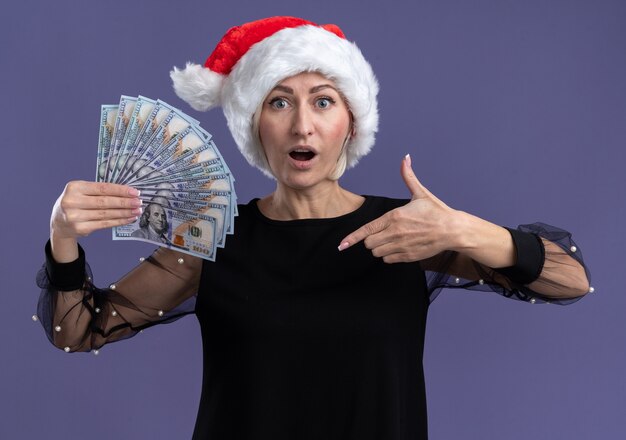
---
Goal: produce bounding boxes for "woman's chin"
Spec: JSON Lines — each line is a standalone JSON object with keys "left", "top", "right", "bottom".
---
{"left": 278, "top": 171, "right": 335, "bottom": 192}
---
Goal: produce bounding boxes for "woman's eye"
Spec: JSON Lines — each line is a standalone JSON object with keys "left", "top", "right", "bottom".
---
{"left": 316, "top": 98, "right": 333, "bottom": 109}
{"left": 270, "top": 98, "right": 288, "bottom": 109}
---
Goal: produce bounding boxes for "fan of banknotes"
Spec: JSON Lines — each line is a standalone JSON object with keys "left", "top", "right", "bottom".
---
{"left": 96, "top": 95, "right": 237, "bottom": 261}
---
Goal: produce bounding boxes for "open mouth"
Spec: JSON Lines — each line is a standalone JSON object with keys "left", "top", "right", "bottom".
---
{"left": 289, "top": 148, "right": 316, "bottom": 161}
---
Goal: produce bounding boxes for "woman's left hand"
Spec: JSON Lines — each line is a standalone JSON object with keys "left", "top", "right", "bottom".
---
{"left": 338, "top": 154, "right": 462, "bottom": 263}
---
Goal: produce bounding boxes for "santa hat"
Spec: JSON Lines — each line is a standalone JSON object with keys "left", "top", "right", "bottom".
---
{"left": 170, "top": 16, "right": 379, "bottom": 177}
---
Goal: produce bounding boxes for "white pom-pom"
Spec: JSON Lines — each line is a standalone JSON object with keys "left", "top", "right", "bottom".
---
{"left": 170, "top": 62, "right": 225, "bottom": 111}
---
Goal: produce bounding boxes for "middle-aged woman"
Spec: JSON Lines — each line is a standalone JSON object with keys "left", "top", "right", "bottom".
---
{"left": 37, "top": 16, "right": 591, "bottom": 440}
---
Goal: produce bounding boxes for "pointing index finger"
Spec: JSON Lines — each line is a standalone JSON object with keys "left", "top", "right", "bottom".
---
{"left": 338, "top": 214, "right": 389, "bottom": 251}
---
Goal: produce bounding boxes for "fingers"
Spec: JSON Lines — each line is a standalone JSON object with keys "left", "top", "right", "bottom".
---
{"left": 71, "top": 217, "right": 140, "bottom": 237}
{"left": 337, "top": 213, "right": 391, "bottom": 251}
{"left": 73, "top": 193, "right": 143, "bottom": 210}
{"left": 74, "top": 181, "right": 140, "bottom": 197}
{"left": 363, "top": 230, "right": 393, "bottom": 251}
{"left": 401, "top": 154, "right": 429, "bottom": 199}
{"left": 51, "top": 180, "right": 142, "bottom": 239}
{"left": 369, "top": 241, "right": 401, "bottom": 258}
{"left": 370, "top": 243, "right": 428, "bottom": 263}
{"left": 61, "top": 181, "right": 142, "bottom": 211}
{"left": 381, "top": 253, "right": 412, "bottom": 264}
{"left": 67, "top": 207, "right": 142, "bottom": 222}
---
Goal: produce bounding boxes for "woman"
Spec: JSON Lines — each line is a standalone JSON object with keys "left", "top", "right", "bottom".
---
{"left": 37, "top": 16, "right": 591, "bottom": 440}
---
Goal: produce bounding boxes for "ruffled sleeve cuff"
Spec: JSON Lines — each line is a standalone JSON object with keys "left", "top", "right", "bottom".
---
{"left": 44, "top": 240, "right": 87, "bottom": 291}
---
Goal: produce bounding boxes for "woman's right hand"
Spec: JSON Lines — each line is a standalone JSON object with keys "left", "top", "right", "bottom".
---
{"left": 49, "top": 181, "right": 142, "bottom": 262}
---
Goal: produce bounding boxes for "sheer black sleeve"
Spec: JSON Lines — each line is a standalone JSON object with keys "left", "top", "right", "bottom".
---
{"left": 35, "top": 241, "right": 202, "bottom": 353}
{"left": 420, "top": 222, "right": 591, "bottom": 305}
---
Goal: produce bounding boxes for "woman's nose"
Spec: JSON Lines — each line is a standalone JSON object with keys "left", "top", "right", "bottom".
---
{"left": 291, "top": 106, "right": 314, "bottom": 136}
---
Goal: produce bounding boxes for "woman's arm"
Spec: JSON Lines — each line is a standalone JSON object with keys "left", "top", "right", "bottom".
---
{"left": 440, "top": 211, "right": 589, "bottom": 298}
{"left": 39, "top": 243, "right": 201, "bottom": 352}
{"left": 37, "top": 180, "right": 202, "bottom": 353}
{"left": 338, "top": 155, "right": 590, "bottom": 301}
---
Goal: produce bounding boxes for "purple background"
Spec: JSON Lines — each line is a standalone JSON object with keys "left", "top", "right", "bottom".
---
{"left": 2, "top": 0, "right": 624, "bottom": 438}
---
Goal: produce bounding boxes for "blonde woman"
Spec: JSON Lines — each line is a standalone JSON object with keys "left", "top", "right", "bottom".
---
{"left": 38, "top": 16, "right": 591, "bottom": 440}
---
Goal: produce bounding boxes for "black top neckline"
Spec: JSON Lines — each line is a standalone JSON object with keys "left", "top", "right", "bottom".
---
{"left": 248, "top": 194, "right": 374, "bottom": 226}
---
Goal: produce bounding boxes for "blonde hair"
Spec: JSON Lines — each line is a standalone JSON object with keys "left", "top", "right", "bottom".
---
{"left": 251, "top": 107, "right": 272, "bottom": 176}
{"left": 328, "top": 134, "right": 350, "bottom": 180}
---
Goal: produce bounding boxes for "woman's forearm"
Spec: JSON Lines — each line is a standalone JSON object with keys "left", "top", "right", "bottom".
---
{"left": 450, "top": 210, "right": 516, "bottom": 269}
{"left": 49, "top": 231, "right": 79, "bottom": 263}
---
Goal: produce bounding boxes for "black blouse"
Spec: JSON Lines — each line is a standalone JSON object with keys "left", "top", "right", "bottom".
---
{"left": 36, "top": 196, "right": 591, "bottom": 439}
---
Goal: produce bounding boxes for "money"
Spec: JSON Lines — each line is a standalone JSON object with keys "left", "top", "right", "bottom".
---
{"left": 105, "top": 96, "right": 137, "bottom": 183}
{"left": 96, "top": 105, "right": 118, "bottom": 182}
{"left": 97, "top": 95, "right": 237, "bottom": 260}
{"left": 135, "top": 187, "right": 235, "bottom": 234}
{"left": 112, "top": 96, "right": 156, "bottom": 183}
{"left": 116, "top": 102, "right": 173, "bottom": 183}
{"left": 113, "top": 201, "right": 218, "bottom": 260}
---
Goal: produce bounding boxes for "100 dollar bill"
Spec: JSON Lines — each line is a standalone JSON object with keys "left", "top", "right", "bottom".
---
{"left": 113, "top": 203, "right": 218, "bottom": 260}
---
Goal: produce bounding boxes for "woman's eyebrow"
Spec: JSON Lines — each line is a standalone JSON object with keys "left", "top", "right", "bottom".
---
{"left": 272, "top": 85, "right": 294, "bottom": 94}
{"left": 309, "top": 84, "right": 337, "bottom": 94}
{"left": 270, "top": 84, "right": 338, "bottom": 94}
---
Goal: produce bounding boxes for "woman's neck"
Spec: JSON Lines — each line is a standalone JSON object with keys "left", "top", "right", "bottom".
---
{"left": 257, "top": 181, "right": 364, "bottom": 220}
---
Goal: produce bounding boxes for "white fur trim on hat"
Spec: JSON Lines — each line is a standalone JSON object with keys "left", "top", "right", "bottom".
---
{"left": 170, "top": 62, "right": 225, "bottom": 112}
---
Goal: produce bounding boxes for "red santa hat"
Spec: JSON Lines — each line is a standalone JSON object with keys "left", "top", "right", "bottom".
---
{"left": 170, "top": 16, "right": 379, "bottom": 177}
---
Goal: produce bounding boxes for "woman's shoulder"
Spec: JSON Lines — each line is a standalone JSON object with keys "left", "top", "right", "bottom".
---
{"left": 361, "top": 195, "right": 410, "bottom": 214}
{"left": 236, "top": 198, "right": 260, "bottom": 217}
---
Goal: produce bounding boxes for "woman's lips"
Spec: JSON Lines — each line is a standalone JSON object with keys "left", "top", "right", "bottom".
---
{"left": 288, "top": 148, "right": 317, "bottom": 169}
{"left": 289, "top": 151, "right": 316, "bottom": 161}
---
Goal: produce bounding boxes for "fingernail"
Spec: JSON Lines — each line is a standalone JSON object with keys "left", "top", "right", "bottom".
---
{"left": 128, "top": 187, "right": 140, "bottom": 196}
{"left": 131, "top": 207, "right": 142, "bottom": 215}
{"left": 405, "top": 154, "right": 411, "bottom": 167}
{"left": 338, "top": 241, "right": 350, "bottom": 251}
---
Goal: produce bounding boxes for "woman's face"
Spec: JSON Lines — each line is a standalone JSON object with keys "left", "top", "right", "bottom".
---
{"left": 258, "top": 72, "right": 352, "bottom": 190}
